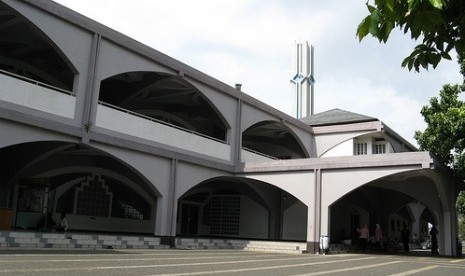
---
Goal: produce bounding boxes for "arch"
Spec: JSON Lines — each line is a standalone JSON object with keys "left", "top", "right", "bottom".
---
{"left": 99, "top": 71, "right": 229, "bottom": 141}
{"left": 177, "top": 176, "right": 307, "bottom": 241}
{"left": 0, "top": 2, "right": 76, "bottom": 91}
{"left": 0, "top": 141, "right": 159, "bottom": 234}
{"left": 327, "top": 170, "right": 445, "bottom": 251}
{"left": 320, "top": 132, "right": 394, "bottom": 158}
{"left": 242, "top": 120, "right": 309, "bottom": 159}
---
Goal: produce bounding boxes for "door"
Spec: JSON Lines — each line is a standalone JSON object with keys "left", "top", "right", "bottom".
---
{"left": 181, "top": 203, "right": 199, "bottom": 236}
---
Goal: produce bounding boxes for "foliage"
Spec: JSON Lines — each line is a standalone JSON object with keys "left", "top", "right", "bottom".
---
{"left": 357, "top": 0, "right": 465, "bottom": 72}
{"left": 414, "top": 65, "right": 465, "bottom": 216}
{"left": 459, "top": 191, "right": 465, "bottom": 215}
{"left": 414, "top": 83, "right": 465, "bottom": 169}
{"left": 459, "top": 214, "right": 465, "bottom": 239}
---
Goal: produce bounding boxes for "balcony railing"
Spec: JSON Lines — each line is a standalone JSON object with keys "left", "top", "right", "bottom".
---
{"left": 0, "top": 68, "right": 75, "bottom": 96}
{"left": 242, "top": 147, "right": 279, "bottom": 160}
{"left": 98, "top": 101, "right": 229, "bottom": 145}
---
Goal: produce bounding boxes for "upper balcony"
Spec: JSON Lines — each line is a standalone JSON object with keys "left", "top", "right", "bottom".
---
{"left": 95, "top": 101, "right": 231, "bottom": 160}
{"left": 0, "top": 69, "right": 75, "bottom": 118}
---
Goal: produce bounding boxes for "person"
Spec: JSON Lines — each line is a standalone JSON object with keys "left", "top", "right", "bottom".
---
{"left": 375, "top": 223, "right": 383, "bottom": 250}
{"left": 430, "top": 225, "right": 439, "bottom": 255}
{"left": 55, "top": 213, "right": 68, "bottom": 232}
{"left": 401, "top": 226, "right": 410, "bottom": 252}
{"left": 357, "top": 224, "right": 369, "bottom": 252}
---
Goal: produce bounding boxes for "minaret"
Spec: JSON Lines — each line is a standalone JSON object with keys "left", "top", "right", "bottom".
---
{"left": 291, "top": 42, "right": 315, "bottom": 119}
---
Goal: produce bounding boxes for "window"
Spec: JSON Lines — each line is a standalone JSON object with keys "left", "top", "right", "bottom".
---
{"left": 355, "top": 143, "right": 368, "bottom": 155}
{"left": 119, "top": 202, "right": 144, "bottom": 220}
{"left": 210, "top": 195, "right": 240, "bottom": 236}
{"left": 56, "top": 174, "right": 151, "bottom": 220}
{"left": 373, "top": 143, "right": 386, "bottom": 154}
{"left": 74, "top": 174, "right": 112, "bottom": 217}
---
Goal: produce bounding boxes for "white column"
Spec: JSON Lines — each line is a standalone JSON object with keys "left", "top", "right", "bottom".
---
{"left": 291, "top": 42, "right": 315, "bottom": 118}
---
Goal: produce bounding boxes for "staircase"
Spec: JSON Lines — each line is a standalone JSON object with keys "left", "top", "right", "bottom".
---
{"left": 175, "top": 237, "right": 307, "bottom": 254}
{"left": 0, "top": 231, "right": 169, "bottom": 249}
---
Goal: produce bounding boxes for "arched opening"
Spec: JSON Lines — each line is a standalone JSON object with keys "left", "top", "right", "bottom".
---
{"left": 329, "top": 172, "right": 441, "bottom": 253}
{"left": 0, "top": 141, "right": 158, "bottom": 234}
{"left": 0, "top": 2, "right": 75, "bottom": 91}
{"left": 242, "top": 121, "right": 308, "bottom": 159}
{"left": 99, "top": 72, "right": 228, "bottom": 141}
{"left": 177, "top": 177, "right": 307, "bottom": 241}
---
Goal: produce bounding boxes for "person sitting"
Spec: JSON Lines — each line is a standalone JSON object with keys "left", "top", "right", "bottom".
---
{"left": 55, "top": 213, "right": 68, "bottom": 232}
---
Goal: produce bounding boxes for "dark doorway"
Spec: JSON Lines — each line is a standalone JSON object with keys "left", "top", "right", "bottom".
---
{"left": 351, "top": 213, "right": 360, "bottom": 240}
{"left": 181, "top": 204, "right": 199, "bottom": 236}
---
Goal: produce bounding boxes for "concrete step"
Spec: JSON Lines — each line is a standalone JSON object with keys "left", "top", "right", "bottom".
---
{"left": 175, "top": 237, "right": 307, "bottom": 254}
{"left": 0, "top": 231, "right": 169, "bottom": 249}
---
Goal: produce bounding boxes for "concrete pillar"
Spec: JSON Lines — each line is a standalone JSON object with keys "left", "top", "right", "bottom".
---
{"left": 155, "top": 159, "right": 177, "bottom": 247}
{"left": 409, "top": 202, "right": 425, "bottom": 244}
{"left": 307, "top": 169, "right": 321, "bottom": 253}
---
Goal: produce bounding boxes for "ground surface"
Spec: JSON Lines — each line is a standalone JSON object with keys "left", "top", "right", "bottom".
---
{"left": 0, "top": 248, "right": 464, "bottom": 275}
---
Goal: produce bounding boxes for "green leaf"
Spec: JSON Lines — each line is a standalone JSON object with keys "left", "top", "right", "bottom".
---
{"left": 445, "top": 42, "right": 454, "bottom": 52}
{"left": 408, "top": 0, "right": 419, "bottom": 10}
{"left": 367, "top": 4, "right": 376, "bottom": 13}
{"left": 379, "top": 21, "right": 394, "bottom": 42}
{"left": 401, "top": 56, "right": 410, "bottom": 67}
{"left": 368, "top": 14, "right": 380, "bottom": 36}
{"left": 420, "top": 53, "right": 429, "bottom": 69}
{"left": 356, "top": 16, "right": 370, "bottom": 41}
{"left": 441, "top": 51, "right": 452, "bottom": 60}
{"left": 407, "top": 56, "right": 415, "bottom": 71}
{"left": 428, "top": 0, "right": 444, "bottom": 9}
{"left": 386, "top": 0, "right": 395, "bottom": 12}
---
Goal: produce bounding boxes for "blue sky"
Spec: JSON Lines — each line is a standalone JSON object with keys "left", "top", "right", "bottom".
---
{"left": 53, "top": 0, "right": 462, "bottom": 145}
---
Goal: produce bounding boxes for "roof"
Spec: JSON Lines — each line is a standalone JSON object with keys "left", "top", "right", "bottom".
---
{"left": 300, "top": 108, "right": 378, "bottom": 126}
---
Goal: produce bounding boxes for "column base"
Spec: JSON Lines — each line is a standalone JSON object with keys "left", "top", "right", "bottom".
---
{"left": 305, "top": 241, "right": 319, "bottom": 254}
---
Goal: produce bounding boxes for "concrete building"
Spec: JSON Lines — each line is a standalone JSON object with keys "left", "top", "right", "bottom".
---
{"left": 0, "top": 0, "right": 462, "bottom": 255}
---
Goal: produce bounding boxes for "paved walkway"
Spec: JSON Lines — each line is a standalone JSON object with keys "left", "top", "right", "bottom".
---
{"left": 0, "top": 248, "right": 464, "bottom": 276}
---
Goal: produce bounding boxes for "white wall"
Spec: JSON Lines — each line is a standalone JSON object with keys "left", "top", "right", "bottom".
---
{"left": 282, "top": 201, "right": 307, "bottom": 240}
{"left": 0, "top": 74, "right": 76, "bottom": 118}
{"left": 321, "top": 139, "right": 353, "bottom": 157}
{"left": 96, "top": 105, "right": 231, "bottom": 160}
{"left": 240, "top": 196, "right": 268, "bottom": 239}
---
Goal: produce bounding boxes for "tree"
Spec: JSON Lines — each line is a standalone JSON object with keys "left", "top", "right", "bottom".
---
{"left": 356, "top": 0, "right": 465, "bottom": 72}
{"left": 414, "top": 71, "right": 465, "bottom": 237}
{"left": 414, "top": 83, "right": 465, "bottom": 177}
{"left": 414, "top": 55, "right": 465, "bottom": 176}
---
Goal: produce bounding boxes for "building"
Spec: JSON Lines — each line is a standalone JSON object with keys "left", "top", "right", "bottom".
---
{"left": 0, "top": 0, "right": 461, "bottom": 255}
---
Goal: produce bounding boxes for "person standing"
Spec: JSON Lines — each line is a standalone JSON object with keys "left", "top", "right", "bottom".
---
{"left": 357, "top": 224, "right": 369, "bottom": 252}
{"left": 430, "top": 225, "right": 439, "bottom": 255}
{"left": 375, "top": 223, "right": 383, "bottom": 250}
{"left": 401, "top": 226, "right": 410, "bottom": 252}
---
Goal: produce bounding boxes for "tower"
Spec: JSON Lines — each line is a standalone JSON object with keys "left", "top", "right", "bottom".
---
{"left": 291, "top": 42, "right": 315, "bottom": 119}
